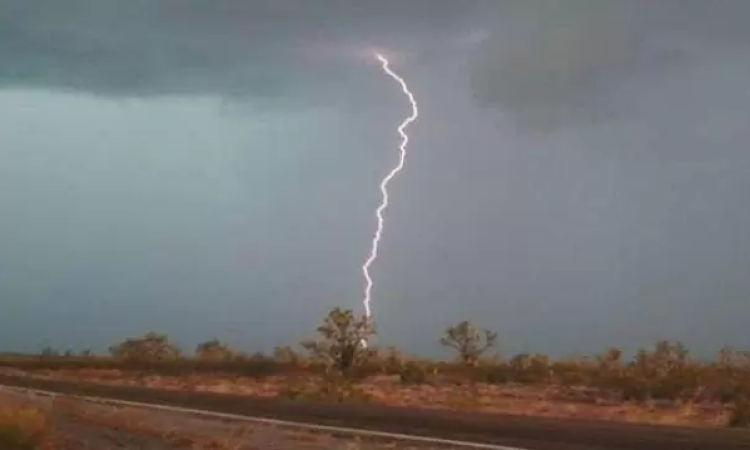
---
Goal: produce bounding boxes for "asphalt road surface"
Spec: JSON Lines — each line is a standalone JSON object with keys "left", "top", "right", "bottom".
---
{"left": 2, "top": 387, "right": 491, "bottom": 450}
{"left": 1, "top": 374, "right": 749, "bottom": 450}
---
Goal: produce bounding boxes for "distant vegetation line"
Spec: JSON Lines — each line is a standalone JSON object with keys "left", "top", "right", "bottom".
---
{"left": 3, "top": 307, "right": 750, "bottom": 427}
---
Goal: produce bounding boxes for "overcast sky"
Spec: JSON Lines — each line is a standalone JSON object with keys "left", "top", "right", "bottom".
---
{"left": 1, "top": 0, "right": 749, "bottom": 358}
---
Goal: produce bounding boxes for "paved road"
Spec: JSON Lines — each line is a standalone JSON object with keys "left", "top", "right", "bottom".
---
{"left": 3, "top": 387, "right": 485, "bottom": 450}
{"left": 1, "top": 374, "right": 749, "bottom": 450}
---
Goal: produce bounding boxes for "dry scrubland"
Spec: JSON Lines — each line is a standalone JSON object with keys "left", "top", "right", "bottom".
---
{"left": 0, "top": 388, "right": 454, "bottom": 450}
{"left": 3, "top": 307, "right": 750, "bottom": 448}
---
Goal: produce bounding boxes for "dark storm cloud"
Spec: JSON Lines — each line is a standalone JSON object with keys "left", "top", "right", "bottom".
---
{"left": 0, "top": 0, "right": 492, "bottom": 102}
{"left": 5, "top": 0, "right": 749, "bottom": 115}
{"left": 470, "top": 0, "right": 750, "bottom": 129}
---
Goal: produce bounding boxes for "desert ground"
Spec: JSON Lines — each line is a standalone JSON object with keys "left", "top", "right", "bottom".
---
{"left": 0, "top": 386, "right": 475, "bottom": 450}
{"left": 0, "top": 366, "right": 733, "bottom": 429}
{"left": 2, "top": 315, "right": 749, "bottom": 433}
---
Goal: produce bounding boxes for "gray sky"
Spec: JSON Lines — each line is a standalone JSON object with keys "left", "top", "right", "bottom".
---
{"left": 1, "top": 0, "right": 749, "bottom": 358}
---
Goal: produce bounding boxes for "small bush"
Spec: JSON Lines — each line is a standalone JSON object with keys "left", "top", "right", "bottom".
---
{"left": 477, "top": 363, "right": 511, "bottom": 384}
{"left": 728, "top": 396, "right": 750, "bottom": 428}
{"left": 398, "top": 362, "right": 428, "bottom": 385}
{"left": 279, "top": 375, "right": 371, "bottom": 403}
{"left": 7, "top": 309, "right": 750, "bottom": 416}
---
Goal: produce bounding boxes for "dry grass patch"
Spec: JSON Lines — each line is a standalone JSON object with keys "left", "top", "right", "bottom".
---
{"left": 0, "top": 403, "right": 50, "bottom": 450}
{"left": 53, "top": 396, "right": 255, "bottom": 449}
{"left": 4, "top": 368, "right": 738, "bottom": 427}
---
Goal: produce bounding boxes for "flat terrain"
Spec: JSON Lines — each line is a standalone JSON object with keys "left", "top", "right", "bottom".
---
{"left": 2, "top": 373, "right": 750, "bottom": 450}
{"left": 1, "top": 386, "right": 488, "bottom": 450}
{"left": 1, "top": 367, "right": 731, "bottom": 427}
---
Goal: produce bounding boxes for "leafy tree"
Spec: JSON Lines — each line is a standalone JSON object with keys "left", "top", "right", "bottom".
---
{"left": 439, "top": 320, "right": 497, "bottom": 366}
{"left": 109, "top": 332, "right": 182, "bottom": 361}
{"left": 300, "top": 307, "right": 375, "bottom": 374}
{"left": 195, "top": 338, "right": 235, "bottom": 361}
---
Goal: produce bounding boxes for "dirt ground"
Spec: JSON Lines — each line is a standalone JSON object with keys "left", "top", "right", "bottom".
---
{"left": 0, "top": 387, "right": 481, "bottom": 450}
{"left": 0, "top": 368, "right": 733, "bottom": 428}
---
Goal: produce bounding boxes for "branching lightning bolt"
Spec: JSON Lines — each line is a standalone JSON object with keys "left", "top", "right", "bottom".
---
{"left": 360, "top": 52, "right": 419, "bottom": 346}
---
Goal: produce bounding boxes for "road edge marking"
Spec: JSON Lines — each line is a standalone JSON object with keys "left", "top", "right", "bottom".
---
{"left": 1, "top": 385, "right": 529, "bottom": 450}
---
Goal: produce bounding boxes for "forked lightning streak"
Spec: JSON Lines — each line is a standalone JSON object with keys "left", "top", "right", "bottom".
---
{"left": 360, "top": 52, "right": 419, "bottom": 347}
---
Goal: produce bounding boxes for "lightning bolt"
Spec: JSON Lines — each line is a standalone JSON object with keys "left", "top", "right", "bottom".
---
{"left": 360, "top": 52, "right": 419, "bottom": 347}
